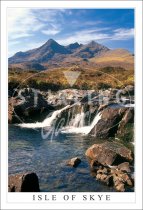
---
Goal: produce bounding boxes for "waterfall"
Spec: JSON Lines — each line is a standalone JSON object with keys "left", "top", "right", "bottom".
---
{"left": 18, "top": 105, "right": 70, "bottom": 128}
{"left": 69, "top": 109, "right": 85, "bottom": 127}
{"left": 61, "top": 111, "right": 101, "bottom": 135}
{"left": 17, "top": 104, "right": 101, "bottom": 135}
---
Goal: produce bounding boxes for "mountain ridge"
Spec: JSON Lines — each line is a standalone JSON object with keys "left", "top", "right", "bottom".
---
{"left": 9, "top": 39, "right": 134, "bottom": 70}
{"left": 9, "top": 39, "right": 109, "bottom": 64}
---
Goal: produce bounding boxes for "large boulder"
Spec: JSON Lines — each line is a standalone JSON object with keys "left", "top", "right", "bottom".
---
{"left": 8, "top": 172, "right": 40, "bottom": 192}
{"left": 86, "top": 142, "right": 134, "bottom": 192}
{"left": 8, "top": 88, "right": 54, "bottom": 123}
{"left": 89, "top": 107, "right": 130, "bottom": 138}
{"left": 85, "top": 142, "right": 133, "bottom": 166}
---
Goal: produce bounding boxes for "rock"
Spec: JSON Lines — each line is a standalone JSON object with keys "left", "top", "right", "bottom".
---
{"left": 115, "top": 182, "right": 125, "bottom": 192}
{"left": 100, "top": 174, "right": 108, "bottom": 181}
{"left": 105, "top": 175, "right": 114, "bottom": 186}
{"left": 124, "top": 85, "right": 134, "bottom": 95}
{"left": 8, "top": 172, "right": 40, "bottom": 192}
{"left": 67, "top": 157, "right": 81, "bottom": 168}
{"left": 90, "top": 107, "right": 128, "bottom": 138}
{"left": 8, "top": 88, "right": 54, "bottom": 123}
{"left": 96, "top": 173, "right": 102, "bottom": 180}
{"left": 116, "top": 108, "right": 134, "bottom": 142}
{"left": 97, "top": 168, "right": 108, "bottom": 174}
{"left": 112, "top": 169, "right": 133, "bottom": 188}
{"left": 90, "top": 160, "right": 102, "bottom": 171}
{"left": 85, "top": 142, "right": 133, "bottom": 166}
{"left": 126, "top": 178, "right": 133, "bottom": 187}
{"left": 96, "top": 170, "right": 113, "bottom": 186}
{"left": 117, "top": 108, "right": 134, "bottom": 133}
{"left": 118, "top": 162, "right": 131, "bottom": 173}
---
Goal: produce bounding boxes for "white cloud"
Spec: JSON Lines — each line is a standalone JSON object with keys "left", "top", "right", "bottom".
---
{"left": 57, "top": 27, "right": 134, "bottom": 46}
{"left": 7, "top": 8, "right": 44, "bottom": 40}
{"left": 41, "top": 29, "right": 60, "bottom": 35}
{"left": 57, "top": 29, "right": 110, "bottom": 45}
{"left": 112, "top": 28, "right": 134, "bottom": 40}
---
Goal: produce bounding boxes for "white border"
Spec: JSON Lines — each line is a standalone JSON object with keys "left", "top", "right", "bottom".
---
{"left": 1, "top": 1, "right": 142, "bottom": 210}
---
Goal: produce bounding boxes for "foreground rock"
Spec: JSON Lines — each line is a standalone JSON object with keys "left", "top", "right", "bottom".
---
{"left": 94, "top": 166, "right": 134, "bottom": 192}
{"left": 67, "top": 157, "right": 81, "bottom": 168}
{"left": 8, "top": 172, "right": 40, "bottom": 192}
{"left": 85, "top": 142, "right": 133, "bottom": 166}
{"left": 85, "top": 142, "right": 134, "bottom": 192}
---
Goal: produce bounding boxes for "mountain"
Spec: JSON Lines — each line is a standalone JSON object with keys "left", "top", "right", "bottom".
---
{"left": 73, "top": 41, "right": 109, "bottom": 59}
{"left": 66, "top": 42, "right": 82, "bottom": 52}
{"left": 9, "top": 39, "right": 70, "bottom": 64}
{"left": 8, "top": 39, "right": 133, "bottom": 70}
{"left": 9, "top": 39, "right": 109, "bottom": 64}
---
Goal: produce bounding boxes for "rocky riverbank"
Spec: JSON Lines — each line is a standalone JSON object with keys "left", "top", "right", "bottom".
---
{"left": 85, "top": 142, "right": 134, "bottom": 192}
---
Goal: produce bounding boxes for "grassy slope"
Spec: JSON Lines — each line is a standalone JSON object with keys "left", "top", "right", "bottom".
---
{"left": 8, "top": 65, "right": 134, "bottom": 92}
{"left": 90, "top": 49, "right": 134, "bottom": 69}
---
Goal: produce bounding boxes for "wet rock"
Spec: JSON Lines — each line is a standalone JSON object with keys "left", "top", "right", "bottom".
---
{"left": 90, "top": 107, "right": 128, "bottom": 138}
{"left": 8, "top": 172, "right": 40, "bottom": 192}
{"left": 85, "top": 142, "right": 133, "bottom": 166}
{"left": 118, "top": 162, "right": 131, "bottom": 173}
{"left": 66, "top": 157, "right": 81, "bottom": 168}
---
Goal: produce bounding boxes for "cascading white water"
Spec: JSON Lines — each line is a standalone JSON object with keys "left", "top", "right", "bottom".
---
{"left": 17, "top": 104, "right": 101, "bottom": 135}
{"left": 69, "top": 110, "right": 85, "bottom": 127}
{"left": 61, "top": 111, "right": 101, "bottom": 135}
{"left": 18, "top": 105, "right": 70, "bottom": 128}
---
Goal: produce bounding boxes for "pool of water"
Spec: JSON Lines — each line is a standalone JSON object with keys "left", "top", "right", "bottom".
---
{"left": 9, "top": 125, "right": 117, "bottom": 192}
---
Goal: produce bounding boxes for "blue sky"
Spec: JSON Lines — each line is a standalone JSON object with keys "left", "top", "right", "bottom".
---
{"left": 8, "top": 8, "right": 134, "bottom": 57}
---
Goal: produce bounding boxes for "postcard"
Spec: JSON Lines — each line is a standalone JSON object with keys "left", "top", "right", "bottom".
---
{"left": 0, "top": 0, "right": 143, "bottom": 209}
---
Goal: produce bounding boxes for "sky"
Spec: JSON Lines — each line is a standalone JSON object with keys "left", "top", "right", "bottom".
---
{"left": 8, "top": 8, "right": 134, "bottom": 57}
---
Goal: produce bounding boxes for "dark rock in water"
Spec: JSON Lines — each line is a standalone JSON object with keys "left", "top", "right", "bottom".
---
{"left": 8, "top": 88, "right": 54, "bottom": 123}
{"left": 8, "top": 172, "right": 40, "bottom": 192}
{"left": 85, "top": 142, "right": 133, "bottom": 166}
{"left": 67, "top": 157, "right": 81, "bottom": 168}
{"left": 118, "top": 162, "right": 131, "bottom": 173}
{"left": 90, "top": 107, "right": 128, "bottom": 138}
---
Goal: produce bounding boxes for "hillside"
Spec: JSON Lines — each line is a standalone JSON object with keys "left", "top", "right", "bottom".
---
{"left": 8, "top": 65, "right": 134, "bottom": 93}
{"left": 90, "top": 48, "right": 134, "bottom": 69}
